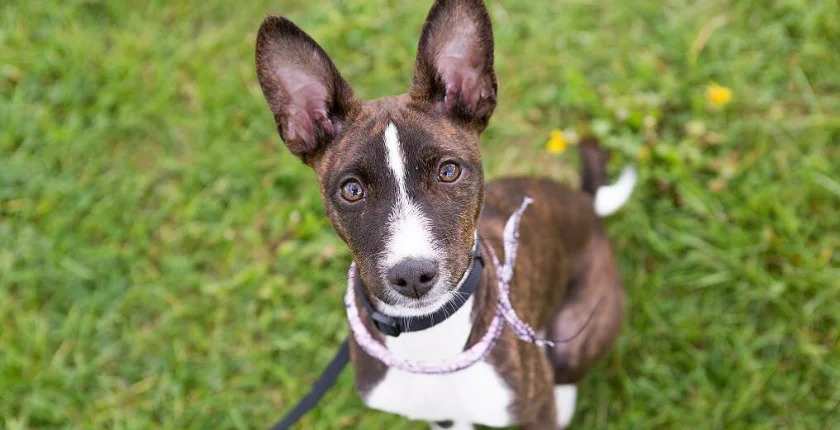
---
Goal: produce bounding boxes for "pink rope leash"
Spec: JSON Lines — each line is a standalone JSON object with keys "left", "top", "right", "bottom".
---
{"left": 485, "top": 197, "right": 556, "bottom": 348}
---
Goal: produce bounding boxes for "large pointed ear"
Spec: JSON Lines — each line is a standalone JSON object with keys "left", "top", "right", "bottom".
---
{"left": 255, "top": 16, "right": 360, "bottom": 164}
{"left": 411, "top": 0, "right": 497, "bottom": 130}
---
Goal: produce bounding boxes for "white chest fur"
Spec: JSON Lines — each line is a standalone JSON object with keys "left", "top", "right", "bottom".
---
{"left": 362, "top": 297, "right": 515, "bottom": 427}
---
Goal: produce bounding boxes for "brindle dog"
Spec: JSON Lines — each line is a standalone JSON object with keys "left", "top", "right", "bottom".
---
{"left": 255, "top": 0, "right": 635, "bottom": 428}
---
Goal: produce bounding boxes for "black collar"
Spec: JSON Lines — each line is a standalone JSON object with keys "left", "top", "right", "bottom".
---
{"left": 353, "top": 243, "right": 485, "bottom": 337}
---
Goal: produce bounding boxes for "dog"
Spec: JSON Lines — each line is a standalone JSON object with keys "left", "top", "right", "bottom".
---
{"left": 255, "top": 0, "right": 636, "bottom": 428}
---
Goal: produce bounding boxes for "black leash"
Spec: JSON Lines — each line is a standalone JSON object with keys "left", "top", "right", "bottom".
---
{"left": 269, "top": 338, "right": 350, "bottom": 430}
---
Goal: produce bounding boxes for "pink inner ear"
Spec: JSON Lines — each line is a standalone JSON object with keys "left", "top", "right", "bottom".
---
{"left": 435, "top": 23, "right": 490, "bottom": 116}
{"left": 441, "top": 65, "right": 482, "bottom": 113}
{"left": 280, "top": 68, "right": 335, "bottom": 148}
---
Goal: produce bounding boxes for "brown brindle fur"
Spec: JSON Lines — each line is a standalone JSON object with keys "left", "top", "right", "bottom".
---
{"left": 476, "top": 178, "right": 625, "bottom": 427}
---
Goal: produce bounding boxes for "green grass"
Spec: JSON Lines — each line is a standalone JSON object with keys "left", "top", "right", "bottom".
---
{"left": 2, "top": 0, "right": 839, "bottom": 428}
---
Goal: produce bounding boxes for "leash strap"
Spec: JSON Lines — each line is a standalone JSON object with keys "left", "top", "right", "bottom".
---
{"left": 269, "top": 338, "right": 350, "bottom": 430}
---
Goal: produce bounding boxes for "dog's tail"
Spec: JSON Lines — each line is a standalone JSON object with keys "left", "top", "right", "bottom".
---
{"left": 579, "top": 136, "right": 637, "bottom": 217}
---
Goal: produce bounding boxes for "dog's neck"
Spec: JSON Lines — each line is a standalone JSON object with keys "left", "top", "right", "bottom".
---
{"left": 373, "top": 250, "right": 499, "bottom": 362}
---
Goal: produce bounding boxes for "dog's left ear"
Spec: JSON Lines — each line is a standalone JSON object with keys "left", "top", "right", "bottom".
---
{"left": 411, "top": 0, "right": 497, "bottom": 131}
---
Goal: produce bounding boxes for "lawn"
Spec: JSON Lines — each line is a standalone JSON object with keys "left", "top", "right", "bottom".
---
{"left": 1, "top": 0, "right": 839, "bottom": 428}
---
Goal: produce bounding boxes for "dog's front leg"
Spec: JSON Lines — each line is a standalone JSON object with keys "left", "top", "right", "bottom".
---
{"left": 520, "top": 389, "right": 562, "bottom": 430}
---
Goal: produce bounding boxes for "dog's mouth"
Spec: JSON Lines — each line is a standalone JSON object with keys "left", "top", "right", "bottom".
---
{"left": 374, "top": 274, "right": 455, "bottom": 317}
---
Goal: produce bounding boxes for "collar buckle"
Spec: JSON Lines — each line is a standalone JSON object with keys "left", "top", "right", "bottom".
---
{"left": 370, "top": 313, "right": 401, "bottom": 337}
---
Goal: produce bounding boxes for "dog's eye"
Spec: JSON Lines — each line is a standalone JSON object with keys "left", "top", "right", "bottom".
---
{"left": 340, "top": 180, "right": 365, "bottom": 202}
{"left": 438, "top": 162, "right": 461, "bottom": 183}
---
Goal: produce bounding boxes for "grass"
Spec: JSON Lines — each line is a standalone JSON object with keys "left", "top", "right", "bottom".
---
{"left": 1, "top": 0, "right": 839, "bottom": 428}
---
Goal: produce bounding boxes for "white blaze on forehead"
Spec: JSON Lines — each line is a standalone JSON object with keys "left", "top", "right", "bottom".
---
{"left": 381, "top": 122, "right": 439, "bottom": 271}
{"left": 383, "top": 124, "right": 406, "bottom": 189}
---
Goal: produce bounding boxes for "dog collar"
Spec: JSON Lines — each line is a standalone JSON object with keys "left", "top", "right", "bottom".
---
{"left": 353, "top": 239, "right": 485, "bottom": 337}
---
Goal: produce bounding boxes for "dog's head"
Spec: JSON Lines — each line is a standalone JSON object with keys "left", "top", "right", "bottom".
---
{"left": 256, "top": 0, "right": 496, "bottom": 317}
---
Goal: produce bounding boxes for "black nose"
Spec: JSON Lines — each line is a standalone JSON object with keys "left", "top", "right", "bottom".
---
{"left": 387, "top": 258, "right": 439, "bottom": 299}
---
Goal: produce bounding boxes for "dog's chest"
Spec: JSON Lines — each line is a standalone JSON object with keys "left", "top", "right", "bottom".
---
{"left": 362, "top": 298, "right": 515, "bottom": 426}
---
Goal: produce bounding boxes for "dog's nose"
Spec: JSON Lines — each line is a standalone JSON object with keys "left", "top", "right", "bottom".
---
{"left": 387, "top": 258, "right": 439, "bottom": 299}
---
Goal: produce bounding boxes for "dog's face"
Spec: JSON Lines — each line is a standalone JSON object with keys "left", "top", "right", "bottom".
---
{"left": 256, "top": 0, "right": 497, "bottom": 316}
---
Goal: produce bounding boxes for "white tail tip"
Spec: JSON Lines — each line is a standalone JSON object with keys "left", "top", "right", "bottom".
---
{"left": 594, "top": 165, "right": 637, "bottom": 217}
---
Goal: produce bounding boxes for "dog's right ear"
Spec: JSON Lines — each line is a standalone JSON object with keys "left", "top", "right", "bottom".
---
{"left": 255, "top": 16, "right": 359, "bottom": 164}
{"left": 411, "top": 0, "right": 497, "bottom": 131}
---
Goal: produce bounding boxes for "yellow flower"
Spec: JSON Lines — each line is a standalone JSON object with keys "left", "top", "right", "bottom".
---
{"left": 638, "top": 145, "right": 652, "bottom": 162}
{"left": 546, "top": 130, "right": 567, "bottom": 154}
{"left": 706, "top": 84, "right": 732, "bottom": 107}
